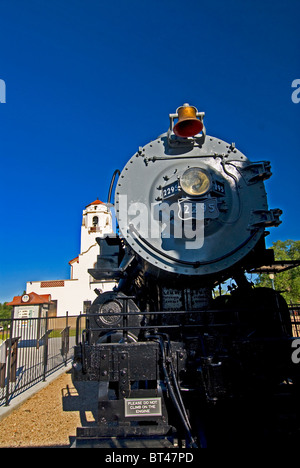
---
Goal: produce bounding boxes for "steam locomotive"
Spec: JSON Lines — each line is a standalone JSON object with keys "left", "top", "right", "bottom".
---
{"left": 72, "top": 104, "right": 296, "bottom": 447}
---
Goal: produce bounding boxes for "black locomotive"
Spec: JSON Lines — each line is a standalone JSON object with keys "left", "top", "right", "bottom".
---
{"left": 72, "top": 104, "right": 297, "bottom": 447}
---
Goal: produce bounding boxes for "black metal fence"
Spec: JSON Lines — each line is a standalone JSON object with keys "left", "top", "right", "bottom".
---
{"left": 0, "top": 312, "right": 76, "bottom": 406}
{"left": 290, "top": 304, "right": 300, "bottom": 337}
{"left": 0, "top": 304, "right": 299, "bottom": 407}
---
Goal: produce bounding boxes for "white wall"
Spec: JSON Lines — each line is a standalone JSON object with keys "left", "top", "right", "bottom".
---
{"left": 26, "top": 201, "right": 116, "bottom": 316}
{"left": 26, "top": 277, "right": 114, "bottom": 316}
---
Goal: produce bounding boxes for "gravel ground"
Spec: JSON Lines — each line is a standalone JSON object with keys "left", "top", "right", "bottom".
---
{"left": 2, "top": 368, "right": 298, "bottom": 448}
{"left": 0, "top": 370, "right": 98, "bottom": 448}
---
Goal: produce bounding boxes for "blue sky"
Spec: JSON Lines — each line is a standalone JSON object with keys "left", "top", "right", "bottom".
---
{"left": 0, "top": 0, "right": 299, "bottom": 303}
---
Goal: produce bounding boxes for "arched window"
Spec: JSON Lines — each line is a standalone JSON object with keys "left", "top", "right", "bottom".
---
{"left": 92, "top": 216, "right": 99, "bottom": 226}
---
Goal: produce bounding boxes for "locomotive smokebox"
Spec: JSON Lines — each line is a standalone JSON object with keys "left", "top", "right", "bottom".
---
{"left": 114, "top": 104, "right": 280, "bottom": 282}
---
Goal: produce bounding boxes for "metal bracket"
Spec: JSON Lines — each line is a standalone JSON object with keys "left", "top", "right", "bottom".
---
{"left": 248, "top": 208, "right": 282, "bottom": 230}
{"left": 99, "top": 349, "right": 110, "bottom": 381}
{"left": 240, "top": 161, "right": 272, "bottom": 184}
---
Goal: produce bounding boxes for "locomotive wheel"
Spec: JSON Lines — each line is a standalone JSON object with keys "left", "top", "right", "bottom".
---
{"left": 213, "top": 287, "right": 293, "bottom": 391}
{"left": 232, "top": 287, "right": 293, "bottom": 389}
{"left": 234, "top": 287, "right": 292, "bottom": 337}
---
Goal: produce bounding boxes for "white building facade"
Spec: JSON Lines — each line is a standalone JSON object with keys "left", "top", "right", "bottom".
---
{"left": 26, "top": 199, "right": 116, "bottom": 316}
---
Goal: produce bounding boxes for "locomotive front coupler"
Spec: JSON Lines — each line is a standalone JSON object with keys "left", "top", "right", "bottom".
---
{"left": 72, "top": 318, "right": 204, "bottom": 447}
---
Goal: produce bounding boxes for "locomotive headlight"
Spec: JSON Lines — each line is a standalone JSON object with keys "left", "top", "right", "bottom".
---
{"left": 180, "top": 167, "right": 211, "bottom": 196}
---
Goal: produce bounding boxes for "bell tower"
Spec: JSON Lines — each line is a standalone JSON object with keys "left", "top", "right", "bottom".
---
{"left": 80, "top": 199, "right": 113, "bottom": 253}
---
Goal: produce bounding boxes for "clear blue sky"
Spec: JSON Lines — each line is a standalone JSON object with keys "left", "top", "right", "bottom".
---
{"left": 0, "top": 0, "right": 299, "bottom": 303}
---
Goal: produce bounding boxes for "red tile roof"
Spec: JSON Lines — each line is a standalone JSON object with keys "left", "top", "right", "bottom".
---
{"left": 85, "top": 198, "right": 104, "bottom": 208}
{"left": 7, "top": 292, "right": 52, "bottom": 306}
{"left": 69, "top": 256, "right": 79, "bottom": 265}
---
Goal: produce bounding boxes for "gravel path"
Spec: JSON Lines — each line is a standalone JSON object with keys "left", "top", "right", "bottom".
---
{"left": 0, "top": 370, "right": 97, "bottom": 448}
{"left": 2, "top": 369, "right": 299, "bottom": 449}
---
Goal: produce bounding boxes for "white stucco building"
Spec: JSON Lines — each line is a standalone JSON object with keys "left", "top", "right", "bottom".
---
{"left": 26, "top": 199, "right": 116, "bottom": 316}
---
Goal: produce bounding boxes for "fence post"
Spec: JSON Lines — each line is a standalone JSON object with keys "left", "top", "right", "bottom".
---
{"left": 66, "top": 311, "right": 69, "bottom": 365}
{"left": 43, "top": 310, "right": 49, "bottom": 382}
{"left": 5, "top": 309, "right": 14, "bottom": 406}
{"left": 0, "top": 341, "right": 6, "bottom": 388}
{"left": 61, "top": 311, "right": 70, "bottom": 366}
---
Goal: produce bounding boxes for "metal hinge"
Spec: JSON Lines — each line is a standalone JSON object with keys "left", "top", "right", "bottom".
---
{"left": 119, "top": 351, "right": 130, "bottom": 397}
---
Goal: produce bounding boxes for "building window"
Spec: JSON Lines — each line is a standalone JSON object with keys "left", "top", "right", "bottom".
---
{"left": 92, "top": 216, "right": 98, "bottom": 226}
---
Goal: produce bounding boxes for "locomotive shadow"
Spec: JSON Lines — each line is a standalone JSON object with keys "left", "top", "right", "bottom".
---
{"left": 62, "top": 372, "right": 98, "bottom": 429}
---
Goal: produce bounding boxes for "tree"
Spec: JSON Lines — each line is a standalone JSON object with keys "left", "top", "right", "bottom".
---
{"left": 255, "top": 240, "right": 300, "bottom": 304}
{"left": 0, "top": 302, "right": 12, "bottom": 320}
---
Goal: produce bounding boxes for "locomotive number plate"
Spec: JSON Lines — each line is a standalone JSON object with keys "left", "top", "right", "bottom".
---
{"left": 162, "top": 180, "right": 180, "bottom": 199}
{"left": 124, "top": 397, "right": 162, "bottom": 417}
{"left": 179, "top": 198, "right": 219, "bottom": 219}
